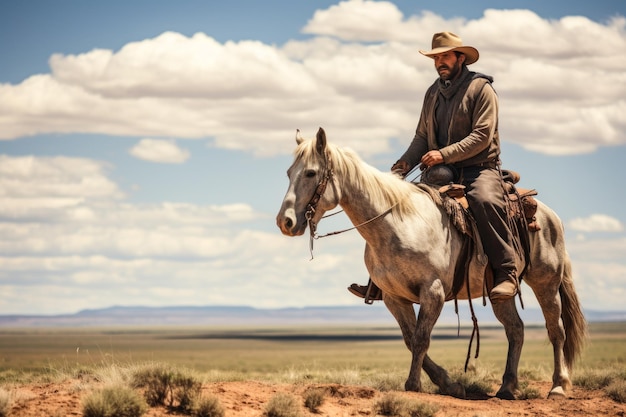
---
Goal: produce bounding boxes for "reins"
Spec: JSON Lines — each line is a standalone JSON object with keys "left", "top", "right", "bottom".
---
{"left": 305, "top": 150, "right": 402, "bottom": 260}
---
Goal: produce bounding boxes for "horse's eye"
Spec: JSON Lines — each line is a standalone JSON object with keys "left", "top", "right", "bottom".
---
{"left": 305, "top": 169, "right": 316, "bottom": 178}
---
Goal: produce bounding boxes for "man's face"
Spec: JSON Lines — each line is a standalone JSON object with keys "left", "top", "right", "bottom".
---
{"left": 433, "top": 51, "right": 464, "bottom": 81}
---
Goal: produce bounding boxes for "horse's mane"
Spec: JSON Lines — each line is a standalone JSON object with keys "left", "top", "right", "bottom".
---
{"left": 295, "top": 139, "right": 442, "bottom": 217}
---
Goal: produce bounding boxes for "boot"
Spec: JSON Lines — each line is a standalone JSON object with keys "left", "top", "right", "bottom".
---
{"left": 347, "top": 279, "right": 382, "bottom": 304}
{"left": 489, "top": 276, "right": 518, "bottom": 303}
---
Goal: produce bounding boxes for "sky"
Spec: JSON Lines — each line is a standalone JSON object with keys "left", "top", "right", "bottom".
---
{"left": 0, "top": 0, "right": 625, "bottom": 316}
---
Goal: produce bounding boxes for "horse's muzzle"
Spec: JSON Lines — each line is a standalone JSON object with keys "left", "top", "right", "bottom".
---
{"left": 276, "top": 208, "right": 306, "bottom": 236}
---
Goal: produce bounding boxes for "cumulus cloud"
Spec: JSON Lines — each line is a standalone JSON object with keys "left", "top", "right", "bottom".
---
{"left": 129, "top": 138, "right": 190, "bottom": 163}
{"left": 0, "top": 2, "right": 625, "bottom": 314}
{"left": 0, "top": 154, "right": 368, "bottom": 314}
{"left": 568, "top": 214, "right": 624, "bottom": 233}
{"left": 0, "top": 3, "right": 624, "bottom": 157}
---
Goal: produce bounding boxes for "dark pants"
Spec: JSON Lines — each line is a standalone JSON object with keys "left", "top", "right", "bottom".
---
{"left": 460, "top": 166, "right": 517, "bottom": 284}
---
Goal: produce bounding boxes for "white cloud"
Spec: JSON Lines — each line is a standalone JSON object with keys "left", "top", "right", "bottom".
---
{"left": 129, "top": 138, "right": 190, "bottom": 163}
{"left": 0, "top": 3, "right": 625, "bottom": 315}
{"left": 0, "top": 4, "right": 624, "bottom": 156}
{"left": 0, "top": 154, "right": 369, "bottom": 314}
{"left": 568, "top": 214, "right": 624, "bottom": 233}
{"left": 570, "top": 261, "right": 626, "bottom": 311}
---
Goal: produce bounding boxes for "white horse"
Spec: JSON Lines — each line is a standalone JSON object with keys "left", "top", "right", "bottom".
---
{"left": 276, "top": 128, "right": 587, "bottom": 399}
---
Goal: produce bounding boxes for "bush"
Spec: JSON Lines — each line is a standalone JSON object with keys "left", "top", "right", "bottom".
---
{"left": 193, "top": 395, "right": 225, "bottom": 417}
{"left": 132, "top": 364, "right": 201, "bottom": 413}
{"left": 173, "top": 373, "right": 202, "bottom": 412}
{"left": 263, "top": 393, "right": 301, "bottom": 417}
{"left": 574, "top": 369, "right": 616, "bottom": 390}
{"left": 517, "top": 381, "right": 541, "bottom": 400}
{"left": 374, "top": 392, "right": 438, "bottom": 417}
{"left": 606, "top": 379, "right": 626, "bottom": 403}
{"left": 303, "top": 388, "right": 325, "bottom": 412}
{"left": 375, "top": 392, "right": 405, "bottom": 416}
{"left": 82, "top": 385, "right": 147, "bottom": 417}
{"left": 403, "top": 400, "right": 439, "bottom": 417}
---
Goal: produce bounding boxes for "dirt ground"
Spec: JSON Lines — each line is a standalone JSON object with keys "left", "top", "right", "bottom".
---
{"left": 6, "top": 378, "right": 626, "bottom": 417}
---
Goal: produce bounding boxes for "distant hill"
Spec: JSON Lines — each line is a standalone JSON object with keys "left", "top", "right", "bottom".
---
{"left": 0, "top": 304, "right": 624, "bottom": 327}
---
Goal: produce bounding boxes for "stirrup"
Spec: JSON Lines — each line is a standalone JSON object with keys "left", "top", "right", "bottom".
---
{"left": 363, "top": 278, "right": 382, "bottom": 304}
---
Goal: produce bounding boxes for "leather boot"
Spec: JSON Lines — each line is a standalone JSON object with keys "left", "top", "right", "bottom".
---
{"left": 347, "top": 279, "right": 382, "bottom": 303}
{"left": 489, "top": 276, "right": 518, "bottom": 303}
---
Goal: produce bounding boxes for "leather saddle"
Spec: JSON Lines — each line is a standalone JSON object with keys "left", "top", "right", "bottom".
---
{"left": 432, "top": 169, "right": 539, "bottom": 301}
{"left": 438, "top": 169, "right": 540, "bottom": 234}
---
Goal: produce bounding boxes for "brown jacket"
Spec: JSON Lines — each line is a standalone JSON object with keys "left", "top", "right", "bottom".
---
{"left": 400, "top": 69, "right": 501, "bottom": 169}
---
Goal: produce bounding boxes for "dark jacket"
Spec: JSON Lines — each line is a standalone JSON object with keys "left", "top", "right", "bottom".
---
{"left": 400, "top": 67, "right": 501, "bottom": 169}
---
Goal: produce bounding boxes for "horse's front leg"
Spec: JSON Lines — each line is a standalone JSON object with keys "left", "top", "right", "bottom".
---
{"left": 386, "top": 280, "right": 445, "bottom": 392}
{"left": 492, "top": 298, "right": 524, "bottom": 400}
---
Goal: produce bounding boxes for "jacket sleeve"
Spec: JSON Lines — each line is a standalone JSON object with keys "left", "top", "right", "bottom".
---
{"left": 439, "top": 81, "right": 498, "bottom": 164}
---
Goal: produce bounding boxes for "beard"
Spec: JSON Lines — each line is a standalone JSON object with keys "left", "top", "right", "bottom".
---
{"left": 437, "top": 59, "right": 462, "bottom": 81}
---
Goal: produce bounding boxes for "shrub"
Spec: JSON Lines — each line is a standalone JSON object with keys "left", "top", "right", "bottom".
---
{"left": 606, "top": 379, "right": 626, "bottom": 403}
{"left": 132, "top": 364, "right": 201, "bottom": 413}
{"left": 374, "top": 392, "right": 438, "bottom": 417}
{"left": 193, "top": 395, "right": 225, "bottom": 417}
{"left": 264, "top": 393, "right": 301, "bottom": 417}
{"left": 375, "top": 392, "right": 405, "bottom": 416}
{"left": 403, "top": 400, "right": 438, "bottom": 417}
{"left": 517, "top": 381, "right": 541, "bottom": 400}
{"left": 303, "top": 388, "right": 325, "bottom": 412}
{"left": 173, "top": 373, "right": 202, "bottom": 413}
{"left": 82, "top": 385, "right": 147, "bottom": 417}
{"left": 450, "top": 368, "right": 496, "bottom": 397}
{"left": 574, "top": 369, "right": 615, "bottom": 390}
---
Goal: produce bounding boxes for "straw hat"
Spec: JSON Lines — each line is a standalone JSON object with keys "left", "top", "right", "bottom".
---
{"left": 419, "top": 32, "right": 479, "bottom": 65}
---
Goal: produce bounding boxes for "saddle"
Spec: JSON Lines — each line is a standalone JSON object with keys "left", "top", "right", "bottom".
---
{"left": 432, "top": 169, "right": 540, "bottom": 301}
{"left": 438, "top": 169, "right": 540, "bottom": 235}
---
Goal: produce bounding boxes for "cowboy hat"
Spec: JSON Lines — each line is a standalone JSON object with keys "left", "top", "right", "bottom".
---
{"left": 419, "top": 32, "right": 479, "bottom": 65}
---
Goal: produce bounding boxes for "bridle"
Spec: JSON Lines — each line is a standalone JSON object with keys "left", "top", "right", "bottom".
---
{"left": 304, "top": 150, "right": 333, "bottom": 257}
{"left": 303, "top": 149, "right": 399, "bottom": 259}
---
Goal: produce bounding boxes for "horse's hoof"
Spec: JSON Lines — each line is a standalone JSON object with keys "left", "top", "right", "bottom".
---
{"left": 547, "top": 386, "right": 567, "bottom": 399}
{"left": 495, "top": 390, "right": 516, "bottom": 400}
{"left": 445, "top": 382, "right": 466, "bottom": 399}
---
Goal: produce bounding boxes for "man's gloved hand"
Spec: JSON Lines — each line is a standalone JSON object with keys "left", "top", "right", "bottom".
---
{"left": 390, "top": 160, "right": 409, "bottom": 176}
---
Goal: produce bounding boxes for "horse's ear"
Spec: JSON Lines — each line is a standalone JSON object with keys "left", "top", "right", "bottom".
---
{"left": 295, "top": 129, "right": 304, "bottom": 145}
{"left": 315, "top": 127, "right": 327, "bottom": 155}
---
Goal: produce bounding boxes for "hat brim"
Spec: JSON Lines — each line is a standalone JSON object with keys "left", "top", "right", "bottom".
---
{"left": 419, "top": 46, "right": 479, "bottom": 65}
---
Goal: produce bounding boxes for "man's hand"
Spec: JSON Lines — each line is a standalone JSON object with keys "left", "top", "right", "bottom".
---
{"left": 420, "top": 150, "right": 444, "bottom": 167}
{"left": 390, "top": 160, "right": 409, "bottom": 176}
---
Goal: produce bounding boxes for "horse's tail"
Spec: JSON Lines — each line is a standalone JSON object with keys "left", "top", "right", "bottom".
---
{"left": 560, "top": 256, "right": 588, "bottom": 370}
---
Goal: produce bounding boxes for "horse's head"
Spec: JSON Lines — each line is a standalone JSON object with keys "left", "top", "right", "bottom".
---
{"left": 276, "top": 127, "right": 339, "bottom": 236}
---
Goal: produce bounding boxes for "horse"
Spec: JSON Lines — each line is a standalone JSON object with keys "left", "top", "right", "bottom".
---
{"left": 276, "top": 127, "right": 587, "bottom": 400}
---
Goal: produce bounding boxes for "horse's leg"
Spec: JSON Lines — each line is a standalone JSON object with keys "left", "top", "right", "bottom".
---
{"left": 386, "top": 281, "right": 447, "bottom": 393}
{"left": 423, "top": 354, "right": 466, "bottom": 398}
{"left": 384, "top": 295, "right": 463, "bottom": 397}
{"left": 383, "top": 297, "right": 425, "bottom": 391}
{"left": 491, "top": 298, "right": 524, "bottom": 400}
{"left": 532, "top": 283, "right": 571, "bottom": 398}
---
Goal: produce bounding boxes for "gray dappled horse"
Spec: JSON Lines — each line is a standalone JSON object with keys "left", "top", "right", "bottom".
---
{"left": 276, "top": 128, "right": 587, "bottom": 399}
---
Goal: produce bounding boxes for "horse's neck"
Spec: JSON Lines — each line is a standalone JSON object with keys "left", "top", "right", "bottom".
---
{"left": 337, "top": 173, "right": 430, "bottom": 244}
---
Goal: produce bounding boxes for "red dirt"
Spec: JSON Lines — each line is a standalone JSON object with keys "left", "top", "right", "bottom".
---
{"left": 7, "top": 379, "right": 626, "bottom": 417}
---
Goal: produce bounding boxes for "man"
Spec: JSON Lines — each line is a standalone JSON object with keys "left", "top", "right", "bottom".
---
{"left": 348, "top": 32, "right": 518, "bottom": 303}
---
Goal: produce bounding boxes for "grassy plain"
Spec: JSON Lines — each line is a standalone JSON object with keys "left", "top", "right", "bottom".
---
{"left": 0, "top": 322, "right": 624, "bottom": 385}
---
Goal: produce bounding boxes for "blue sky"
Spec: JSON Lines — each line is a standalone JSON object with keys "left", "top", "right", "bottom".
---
{"left": 1, "top": 0, "right": 625, "bottom": 315}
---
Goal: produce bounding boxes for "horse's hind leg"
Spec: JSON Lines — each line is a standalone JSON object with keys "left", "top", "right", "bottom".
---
{"left": 492, "top": 298, "right": 524, "bottom": 400}
{"left": 423, "top": 354, "right": 466, "bottom": 398}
